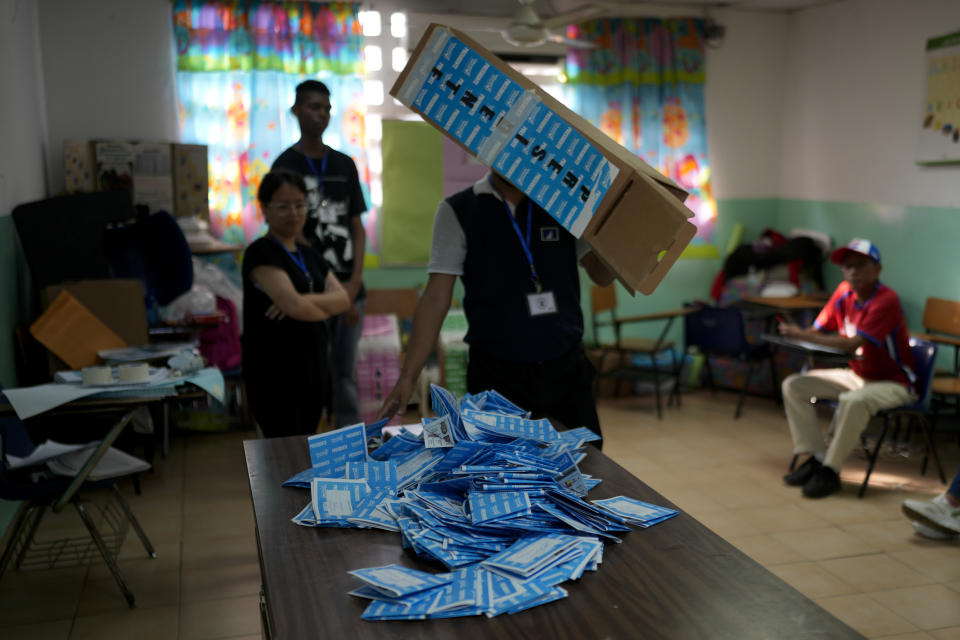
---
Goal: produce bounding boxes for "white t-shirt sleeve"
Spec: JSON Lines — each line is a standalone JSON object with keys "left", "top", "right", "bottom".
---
{"left": 427, "top": 200, "right": 466, "bottom": 276}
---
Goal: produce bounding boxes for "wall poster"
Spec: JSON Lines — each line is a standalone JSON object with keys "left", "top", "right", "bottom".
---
{"left": 917, "top": 29, "right": 960, "bottom": 165}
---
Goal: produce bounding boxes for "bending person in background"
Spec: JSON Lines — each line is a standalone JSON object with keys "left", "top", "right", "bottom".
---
{"left": 242, "top": 171, "right": 350, "bottom": 438}
{"left": 779, "top": 239, "right": 915, "bottom": 498}
{"left": 375, "top": 172, "right": 615, "bottom": 449}
{"left": 272, "top": 80, "right": 368, "bottom": 428}
{"left": 902, "top": 467, "right": 960, "bottom": 540}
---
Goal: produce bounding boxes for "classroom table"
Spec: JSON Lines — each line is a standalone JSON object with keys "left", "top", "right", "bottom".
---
{"left": 760, "top": 332, "right": 853, "bottom": 368}
{"left": 243, "top": 436, "right": 865, "bottom": 640}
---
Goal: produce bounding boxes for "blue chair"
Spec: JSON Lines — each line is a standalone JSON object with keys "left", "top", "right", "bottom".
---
{"left": 792, "top": 337, "right": 948, "bottom": 497}
{"left": 684, "top": 304, "right": 779, "bottom": 418}
{"left": 0, "top": 405, "right": 156, "bottom": 606}
{"left": 854, "top": 337, "right": 946, "bottom": 497}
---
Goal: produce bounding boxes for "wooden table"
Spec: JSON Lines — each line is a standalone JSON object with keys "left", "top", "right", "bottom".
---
{"left": 244, "top": 436, "right": 864, "bottom": 640}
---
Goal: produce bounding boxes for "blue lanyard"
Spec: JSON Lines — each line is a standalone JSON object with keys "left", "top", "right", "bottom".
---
{"left": 491, "top": 178, "right": 541, "bottom": 292}
{"left": 304, "top": 152, "right": 328, "bottom": 194}
{"left": 269, "top": 235, "right": 313, "bottom": 288}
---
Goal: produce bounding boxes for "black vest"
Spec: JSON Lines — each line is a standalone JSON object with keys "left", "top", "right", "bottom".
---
{"left": 449, "top": 187, "right": 584, "bottom": 363}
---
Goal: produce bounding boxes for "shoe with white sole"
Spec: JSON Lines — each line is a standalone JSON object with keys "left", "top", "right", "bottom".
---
{"left": 902, "top": 494, "right": 960, "bottom": 536}
{"left": 910, "top": 520, "right": 958, "bottom": 540}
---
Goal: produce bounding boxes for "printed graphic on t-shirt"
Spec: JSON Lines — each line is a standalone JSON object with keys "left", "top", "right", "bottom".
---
{"left": 304, "top": 174, "right": 352, "bottom": 273}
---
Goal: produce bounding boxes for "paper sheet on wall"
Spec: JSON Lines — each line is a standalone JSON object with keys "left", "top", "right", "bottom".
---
{"left": 917, "top": 29, "right": 960, "bottom": 164}
{"left": 381, "top": 120, "right": 444, "bottom": 265}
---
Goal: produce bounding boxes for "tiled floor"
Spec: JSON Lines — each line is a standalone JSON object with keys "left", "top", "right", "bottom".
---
{"left": 0, "top": 389, "right": 958, "bottom": 639}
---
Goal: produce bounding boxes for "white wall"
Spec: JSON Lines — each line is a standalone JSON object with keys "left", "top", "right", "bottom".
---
{"left": 0, "top": 0, "right": 48, "bottom": 216}
{"left": 705, "top": 10, "right": 790, "bottom": 200}
{"left": 38, "top": 0, "right": 179, "bottom": 196}
{"left": 780, "top": 0, "right": 960, "bottom": 208}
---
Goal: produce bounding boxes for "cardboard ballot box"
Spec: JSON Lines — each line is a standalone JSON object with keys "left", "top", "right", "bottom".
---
{"left": 391, "top": 24, "right": 697, "bottom": 295}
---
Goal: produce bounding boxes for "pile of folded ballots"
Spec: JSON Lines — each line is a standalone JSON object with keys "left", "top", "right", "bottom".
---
{"left": 281, "top": 384, "right": 679, "bottom": 620}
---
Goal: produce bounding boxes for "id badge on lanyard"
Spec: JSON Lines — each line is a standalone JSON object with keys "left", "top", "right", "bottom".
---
{"left": 497, "top": 184, "right": 557, "bottom": 318}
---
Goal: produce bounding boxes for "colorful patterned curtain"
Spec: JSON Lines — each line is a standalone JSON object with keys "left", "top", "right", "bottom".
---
{"left": 564, "top": 18, "right": 717, "bottom": 257}
{"left": 173, "top": 1, "right": 366, "bottom": 245}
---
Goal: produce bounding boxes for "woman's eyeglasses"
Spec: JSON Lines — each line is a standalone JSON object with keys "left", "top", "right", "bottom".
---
{"left": 269, "top": 202, "right": 308, "bottom": 216}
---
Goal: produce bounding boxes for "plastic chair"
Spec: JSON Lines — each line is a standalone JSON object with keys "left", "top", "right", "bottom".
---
{"left": 590, "top": 284, "right": 684, "bottom": 419}
{"left": 854, "top": 338, "right": 945, "bottom": 497}
{"left": 684, "top": 304, "right": 778, "bottom": 418}
{"left": 912, "top": 297, "right": 960, "bottom": 446}
{"left": 0, "top": 406, "right": 156, "bottom": 606}
{"left": 790, "top": 337, "right": 947, "bottom": 497}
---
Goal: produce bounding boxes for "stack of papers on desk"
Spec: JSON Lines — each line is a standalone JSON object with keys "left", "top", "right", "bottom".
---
{"left": 279, "top": 383, "right": 679, "bottom": 621}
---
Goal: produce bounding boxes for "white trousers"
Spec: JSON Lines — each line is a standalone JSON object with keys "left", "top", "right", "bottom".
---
{"left": 781, "top": 368, "right": 914, "bottom": 470}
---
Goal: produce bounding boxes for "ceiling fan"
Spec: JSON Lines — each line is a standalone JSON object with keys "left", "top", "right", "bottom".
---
{"left": 495, "top": 0, "right": 608, "bottom": 48}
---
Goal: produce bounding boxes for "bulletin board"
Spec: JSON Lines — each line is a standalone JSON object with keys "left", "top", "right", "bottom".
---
{"left": 917, "top": 29, "right": 960, "bottom": 165}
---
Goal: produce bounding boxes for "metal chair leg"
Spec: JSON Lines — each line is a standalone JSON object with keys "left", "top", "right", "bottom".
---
{"left": 651, "top": 358, "right": 663, "bottom": 420}
{"left": 0, "top": 503, "right": 35, "bottom": 579}
{"left": 112, "top": 485, "right": 157, "bottom": 558}
{"left": 735, "top": 360, "right": 755, "bottom": 419}
{"left": 74, "top": 500, "right": 136, "bottom": 607}
{"left": 915, "top": 416, "right": 947, "bottom": 484}
{"left": 858, "top": 415, "right": 891, "bottom": 498}
{"left": 14, "top": 504, "right": 47, "bottom": 570}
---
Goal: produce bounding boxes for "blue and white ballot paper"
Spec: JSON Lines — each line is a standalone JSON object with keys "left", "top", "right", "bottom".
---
{"left": 393, "top": 26, "right": 619, "bottom": 239}
{"left": 281, "top": 384, "right": 679, "bottom": 620}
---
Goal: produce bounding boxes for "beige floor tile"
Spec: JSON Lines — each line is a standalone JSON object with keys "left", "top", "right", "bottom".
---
{"left": 928, "top": 628, "right": 960, "bottom": 639}
{"left": 890, "top": 548, "right": 960, "bottom": 583}
{"left": 874, "top": 633, "right": 935, "bottom": 640}
{"left": 772, "top": 526, "right": 881, "bottom": 561}
{"left": 768, "top": 561, "right": 859, "bottom": 599}
{"left": 182, "top": 493, "right": 254, "bottom": 519}
{"left": 181, "top": 533, "right": 258, "bottom": 570}
{"left": 796, "top": 491, "right": 898, "bottom": 526}
{"left": 726, "top": 533, "right": 808, "bottom": 565}
{"left": 0, "top": 572, "right": 84, "bottom": 627}
{"left": 815, "top": 593, "right": 917, "bottom": 637}
{"left": 734, "top": 503, "right": 831, "bottom": 534}
{"left": 818, "top": 553, "right": 935, "bottom": 592}
{"left": 840, "top": 519, "right": 933, "bottom": 553}
{"left": 181, "top": 509, "right": 257, "bottom": 543}
{"left": 85, "top": 540, "right": 180, "bottom": 581}
{"left": 181, "top": 560, "right": 262, "bottom": 602}
{"left": 868, "top": 585, "right": 960, "bottom": 631}
{"left": 179, "top": 594, "right": 260, "bottom": 640}
{"left": 0, "top": 619, "right": 73, "bottom": 640}
{"left": 76, "top": 568, "right": 179, "bottom": 616}
{"left": 70, "top": 604, "right": 179, "bottom": 640}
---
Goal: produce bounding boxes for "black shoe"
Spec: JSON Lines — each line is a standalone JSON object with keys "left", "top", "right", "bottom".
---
{"left": 802, "top": 466, "right": 841, "bottom": 498}
{"left": 783, "top": 456, "right": 822, "bottom": 486}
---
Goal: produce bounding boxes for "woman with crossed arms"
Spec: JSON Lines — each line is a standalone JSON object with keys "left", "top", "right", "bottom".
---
{"left": 242, "top": 170, "right": 349, "bottom": 437}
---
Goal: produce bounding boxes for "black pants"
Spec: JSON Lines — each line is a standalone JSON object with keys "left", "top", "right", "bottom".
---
{"left": 467, "top": 344, "right": 603, "bottom": 450}
{"left": 245, "top": 378, "right": 325, "bottom": 438}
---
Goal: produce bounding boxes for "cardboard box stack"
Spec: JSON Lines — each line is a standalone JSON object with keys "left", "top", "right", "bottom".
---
{"left": 391, "top": 24, "right": 697, "bottom": 294}
{"left": 357, "top": 314, "right": 403, "bottom": 426}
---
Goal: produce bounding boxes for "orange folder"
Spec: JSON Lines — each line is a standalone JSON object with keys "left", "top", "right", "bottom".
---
{"left": 29, "top": 290, "right": 127, "bottom": 370}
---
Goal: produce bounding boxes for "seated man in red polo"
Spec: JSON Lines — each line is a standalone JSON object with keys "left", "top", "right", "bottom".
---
{"left": 778, "top": 238, "right": 915, "bottom": 498}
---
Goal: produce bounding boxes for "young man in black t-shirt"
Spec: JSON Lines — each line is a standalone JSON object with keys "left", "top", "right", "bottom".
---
{"left": 272, "top": 80, "right": 367, "bottom": 428}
